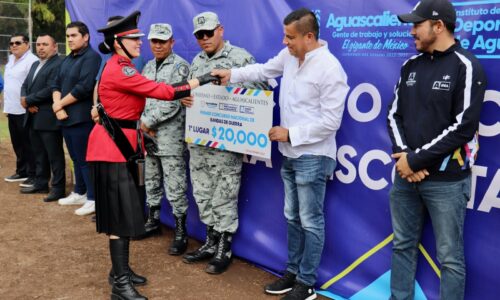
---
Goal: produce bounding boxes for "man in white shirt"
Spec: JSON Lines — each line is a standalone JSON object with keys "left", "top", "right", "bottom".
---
{"left": 213, "top": 8, "right": 349, "bottom": 300}
{"left": 3, "top": 33, "right": 38, "bottom": 185}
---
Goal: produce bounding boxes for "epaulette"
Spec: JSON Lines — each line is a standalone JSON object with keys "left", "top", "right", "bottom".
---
{"left": 117, "top": 57, "right": 131, "bottom": 66}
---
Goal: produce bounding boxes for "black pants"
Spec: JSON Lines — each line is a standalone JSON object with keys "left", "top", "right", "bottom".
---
{"left": 7, "top": 114, "right": 34, "bottom": 177}
{"left": 29, "top": 127, "right": 66, "bottom": 192}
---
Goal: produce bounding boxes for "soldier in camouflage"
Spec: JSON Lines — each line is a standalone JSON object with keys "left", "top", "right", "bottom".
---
{"left": 137, "top": 23, "right": 191, "bottom": 256}
{"left": 181, "top": 11, "right": 268, "bottom": 274}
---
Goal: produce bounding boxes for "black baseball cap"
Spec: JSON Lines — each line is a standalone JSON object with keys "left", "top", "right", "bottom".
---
{"left": 398, "top": 0, "right": 456, "bottom": 24}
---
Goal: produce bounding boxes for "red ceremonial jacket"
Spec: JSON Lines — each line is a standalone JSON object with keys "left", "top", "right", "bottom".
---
{"left": 86, "top": 54, "right": 175, "bottom": 162}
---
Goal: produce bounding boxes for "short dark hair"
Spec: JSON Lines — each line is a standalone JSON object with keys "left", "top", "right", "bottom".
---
{"left": 283, "top": 8, "right": 319, "bottom": 39}
{"left": 443, "top": 21, "right": 456, "bottom": 34}
{"left": 66, "top": 21, "right": 90, "bottom": 37}
{"left": 37, "top": 33, "right": 57, "bottom": 44}
{"left": 430, "top": 19, "right": 456, "bottom": 35}
{"left": 10, "top": 33, "right": 29, "bottom": 42}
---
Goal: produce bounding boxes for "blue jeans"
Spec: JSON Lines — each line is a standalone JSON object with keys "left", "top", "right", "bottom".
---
{"left": 389, "top": 175, "right": 470, "bottom": 300}
{"left": 62, "top": 122, "right": 94, "bottom": 200}
{"left": 281, "top": 155, "right": 336, "bottom": 286}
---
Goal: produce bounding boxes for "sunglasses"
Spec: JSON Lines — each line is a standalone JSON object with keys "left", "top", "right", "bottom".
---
{"left": 194, "top": 26, "right": 219, "bottom": 40}
{"left": 9, "top": 41, "right": 25, "bottom": 46}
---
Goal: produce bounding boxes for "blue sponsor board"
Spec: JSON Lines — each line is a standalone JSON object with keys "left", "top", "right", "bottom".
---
{"left": 67, "top": 1, "right": 500, "bottom": 299}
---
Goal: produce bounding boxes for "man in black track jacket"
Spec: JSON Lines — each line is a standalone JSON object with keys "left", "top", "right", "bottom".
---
{"left": 386, "top": 0, "right": 486, "bottom": 299}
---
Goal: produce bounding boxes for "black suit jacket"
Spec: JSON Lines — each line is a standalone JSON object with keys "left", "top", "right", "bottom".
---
{"left": 21, "top": 54, "right": 62, "bottom": 131}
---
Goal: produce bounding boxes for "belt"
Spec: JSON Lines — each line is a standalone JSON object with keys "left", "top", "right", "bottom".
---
{"left": 113, "top": 119, "right": 137, "bottom": 129}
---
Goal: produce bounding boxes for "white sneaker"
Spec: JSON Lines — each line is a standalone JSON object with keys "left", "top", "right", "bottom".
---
{"left": 75, "top": 200, "right": 95, "bottom": 216}
{"left": 58, "top": 192, "right": 87, "bottom": 206}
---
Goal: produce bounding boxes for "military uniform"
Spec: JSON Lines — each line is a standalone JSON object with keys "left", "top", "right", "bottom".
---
{"left": 141, "top": 52, "right": 190, "bottom": 217}
{"left": 188, "top": 41, "right": 267, "bottom": 234}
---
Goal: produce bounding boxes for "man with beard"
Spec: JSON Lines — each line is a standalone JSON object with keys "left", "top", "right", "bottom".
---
{"left": 387, "top": 0, "right": 486, "bottom": 299}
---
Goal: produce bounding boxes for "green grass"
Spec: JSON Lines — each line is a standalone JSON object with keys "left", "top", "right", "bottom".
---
{"left": 0, "top": 112, "right": 8, "bottom": 143}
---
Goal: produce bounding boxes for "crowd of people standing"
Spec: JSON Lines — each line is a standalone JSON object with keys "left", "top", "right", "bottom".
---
{"left": 1, "top": 1, "right": 487, "bottom": 299}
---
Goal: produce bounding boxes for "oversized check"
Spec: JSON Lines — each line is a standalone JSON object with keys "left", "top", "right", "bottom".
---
{"left": 185, "top": 85, "right": 274, "bottom": 158}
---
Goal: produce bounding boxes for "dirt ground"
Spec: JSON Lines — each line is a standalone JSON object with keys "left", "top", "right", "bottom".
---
{"left": 0, "top": 139, "right": 330, "bottom": 300}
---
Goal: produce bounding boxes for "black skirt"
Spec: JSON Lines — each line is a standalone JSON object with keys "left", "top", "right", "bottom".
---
{"left": 90, "top": 162, "right": 146, "bottom": 237}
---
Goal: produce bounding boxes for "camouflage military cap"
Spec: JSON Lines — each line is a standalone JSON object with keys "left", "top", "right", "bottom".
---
{"left": 192, "top": 11, "right": 220, "bottom": 34}
{"left": 148, "top": 23, "right": 173, "bottom": 40}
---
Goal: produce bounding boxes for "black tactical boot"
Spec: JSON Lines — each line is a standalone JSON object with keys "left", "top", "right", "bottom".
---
{"left": 108, "top": 268, "right": 147, "bottom": 286}
{"left": 205, "top": 232, "right": 233, "bottom": 274}
{"left": 133, "top": 206, "right": 161, "bottom": 240}
{"left": 168, "top": 214, "right": 188, "bottom": 256}
{"left": 109, "top": 238, "right": 147, "bottom": 300}
{"left": 182, "top": 226, "right": 219, "bottom": 263}
{"left": 108, "top": 239, "right": 147, "bottom": 286}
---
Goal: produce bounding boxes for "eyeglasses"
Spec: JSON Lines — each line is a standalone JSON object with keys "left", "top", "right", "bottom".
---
{"left": 194, "top": 26, "right": 219, "bottom": 40}
{"left": 9, "top": 41, "right": 25, "bottom": 46}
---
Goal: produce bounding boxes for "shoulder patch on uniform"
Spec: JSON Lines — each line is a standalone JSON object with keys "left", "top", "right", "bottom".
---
{"left": 122, "top": 66, "right": 137, "bottom": 77}
{"left": 178, "top": 64, "right": 189, "bottom": 77}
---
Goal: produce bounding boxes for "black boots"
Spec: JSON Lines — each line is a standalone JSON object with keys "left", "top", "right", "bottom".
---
{"left": 183, "top": 226, "right": 220, "bottom": 263}
{"left": 168, "top": 214, "right": 188, "bottom": 255}
{"left": 109, "top": 238, "right": 148, "bottom": 300}
{"left": 206, "top": 232, "right": 233, "bottom": 274}
{"left": 182, "top": 227, "right": 233, "bottom": 274}
{"left": 108, "top": 268, "right": 147, "bottom": 286}
{"left": 134, "top": 206, "right": 161, "bottom": 240}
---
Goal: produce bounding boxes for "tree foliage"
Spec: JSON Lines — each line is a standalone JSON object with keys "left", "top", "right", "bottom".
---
{"left": 0, "top": 0, "right": 64, "bottom": 64}
{"left": 0, "top": 0, "right": 65, "bottom": 41}
{"left": 32, "top": 0, "right": 65, "bottom": 42}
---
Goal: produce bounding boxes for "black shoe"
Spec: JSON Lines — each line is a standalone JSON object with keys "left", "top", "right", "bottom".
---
{"left": 4, "top": 173, "right": 28, "bottom": 182}
{"left": 109, "top": 238, "right": 148, "bottom": 300}
{"left": 20, "top": 185, "right": 49, "bottom": 194}
{"left": 281, "top": 282, "right": 316, "bottom": 300}
{"left": 43, "top": 190, "right": 65, "bottom": 202}
{"left": 19, "top": 177, "right": 35, "bottom": 188}
{"left": 168, "top": 214, "right": 188, "bottom": 256}
{"left": 108, "top": 268, "right": 147, "bottom": 286}
{"left": 265, "top": 271, "right": 296, "bottom": 295}
{"left": 205, "top": 232, "right": 233, "bottom": 274}
{"left": 132, "top": 206, "right": 161, "bottom": 240}
{"left": 111, "top": 274, "right": 148, "bottom": 300}
{"left": 183, "top": 226, "right": 219, "bottom": 264}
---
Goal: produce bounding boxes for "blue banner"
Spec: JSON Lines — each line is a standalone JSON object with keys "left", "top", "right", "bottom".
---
{"left": 66, "top": 1, "right": 500, "bottom": 299}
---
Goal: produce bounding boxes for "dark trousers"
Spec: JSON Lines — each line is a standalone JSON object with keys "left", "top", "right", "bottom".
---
{"left": 7, "top": 114, "right": 35, "bottom": 177}
{"left": 62, "top": 122, "right": 94, "bottom": 200}
{"left": 29, "top": 127, "right": 66, "bottom": 192}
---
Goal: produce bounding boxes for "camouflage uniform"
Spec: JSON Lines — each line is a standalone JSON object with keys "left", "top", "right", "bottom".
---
{"left": 141, "top": 52, "right": 190, "bottom": 217}
{"left": 188, "top": 41, "right": 267, "bottom": 233}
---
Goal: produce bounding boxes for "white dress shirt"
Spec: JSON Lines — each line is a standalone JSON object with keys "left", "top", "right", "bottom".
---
{"left": 33, "top": 58, "right": 48, "bottom": 79}
{"left": 231, "top": 40, "right": 349, "bottom": 159}
{"left": 3, "top": 51, "right": 38, "bottom": 114}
